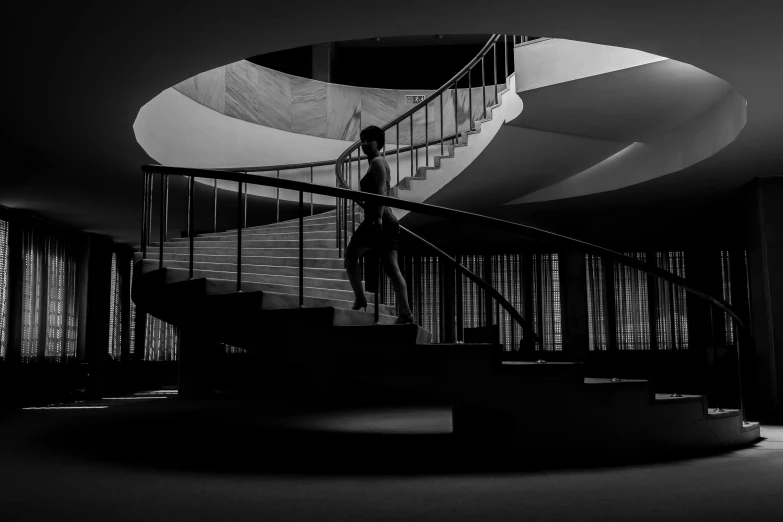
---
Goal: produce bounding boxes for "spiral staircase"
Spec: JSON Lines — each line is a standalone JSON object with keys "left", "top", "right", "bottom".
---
{"left": 133, "top": 35, "right": 760, "bottom": 455}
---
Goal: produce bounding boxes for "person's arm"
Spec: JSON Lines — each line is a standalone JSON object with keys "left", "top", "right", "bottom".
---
{"left": 368, "top": 157, "right": 387, "bottom": 222}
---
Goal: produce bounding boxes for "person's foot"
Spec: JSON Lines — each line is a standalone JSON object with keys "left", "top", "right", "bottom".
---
{"left": 352, "top": 297, "right": 368, "bottom": 311}
{"left": 394, "top": 312, "right": 414, "bottom": 325}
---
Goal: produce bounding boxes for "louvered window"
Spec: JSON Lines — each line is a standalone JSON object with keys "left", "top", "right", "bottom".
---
{"left": 144, "top": 315, "right": 178, "bottom": 361}
{"left": 0, "top": 219, "right": 8, "bottom": 358}
{"left": 20, "top": 228, "right": 79, "bottom": 361}
{"left": 129, "top": 259, "right": 136, "bottom": 356}
{"left": 654, "top": 251, "right": 688, "bottom": 350}
{"left": 490, "top": 254, "right": 525, "bottom": 351}
{"left": 614, "top": 253, "right": 650, "bottom": 351}
{"left": 108, "top": 253, "right": 122, "bottom": 360}
{"left": 585, "top": 254, "right": 607, "bottom": 351}
{"left": 533, "top": 253, "right": 562, "bottom": 351}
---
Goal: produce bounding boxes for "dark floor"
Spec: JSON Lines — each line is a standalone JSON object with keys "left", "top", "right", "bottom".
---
{"left": 1, "top": 391, "right": 782, "bottom": 522}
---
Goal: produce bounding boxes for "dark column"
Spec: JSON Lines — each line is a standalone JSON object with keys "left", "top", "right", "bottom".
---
{"left": 744, "top": 177, "right": 783, "bottom": 413}
{"left": 561, "top": 249, "right": 589, "bottom": 362}
{"left": 82, "top": 234, "right": 113, "bottom": 399}
{"left": 177, "top": 327, "right": 218, "bottom": 400}
{"left": 312, "top": 43, "right": 336, "bottom": 83}
{"left": 119, "top": 248, "right": 132, "bottom": 362}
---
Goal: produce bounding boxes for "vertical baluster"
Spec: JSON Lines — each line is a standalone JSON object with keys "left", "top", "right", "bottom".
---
{"left": 147, "top": 173, "right": 154, "bottom": 256}
{"left": 494, "top": 41, "right": 498, "bottom": 104}
{"left": 310, "top": 166, "right": 314, "bottom": 216}
{"left": 425, "top": 100, "right": 429, "bottom": 166}
{"left": 141, "top": 171, "right": 148, "bottom": 259}
{"left": 481, "top": 57, "right": 487, "bottom": 120}
{"left": 244, "top": 178, "right": 248, "bottom": 228}
{"left": 440, "top": 94, "right": 444, "bottom": 155}
{"left": 734, "top": 318, "right": 745, "bottom": 421}
{"left": 410, "top": 115, "right": 414, "bottom": 180}
{"left": 213, "top": 178, "right": 218, "bottom": 233}
{"left": 336, "top": 174, "right": 340, "bottom": 254}
{"left": 276, "top": 170, "right": 280, "bottom": 223}
{"left": 396, "top": 124, "right": 400, "bottom": 186}
{"left": 159, "top": 174, "right": 168, "bottom": 270}
{"left": 468, "top": 67, "right": 473, "bottom": 132}
{"left": 236, "top": 180, "right": 242, "bottom": 292}
{"left": 453, "top": 80, "right": 458, "bottom": 146}
{"left": 504, "top": 35, "right": 508, "bottom": 84}
{"left": 188, "top": 175, "right": 194, "bottom": 280}
{"left": 299, "top": 190, "right": 304, "bottom": 308}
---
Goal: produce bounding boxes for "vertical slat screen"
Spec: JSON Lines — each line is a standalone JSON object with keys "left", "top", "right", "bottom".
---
{"left": 533, "top": 253, "right": 562, "bottom": 351}
{"left": 144, "top": 315, "right": 178, "bottom": 361}
{"left": 614, "top": 253, "right": 650, "bottom": 350}
{"left": 0, "top": 219, "right": 8, "bottom": 358}
{"left": 108, "top": 253, "right": 122, "bottom": 360}
{"left": 20, "top": 228, "right": 79, "bottom": 361}
{"left": 129, "top": 259, "right": 136, "bottom": 356}
{"left": 585, "top": 253, "right": 607, "bottom": 351}
{"left": 490, "top": 254, "right": 525, "bottom": 351}
{"left": 655, "top": 251, "right": 688, "bottom": 350}
{"left": 720, "top": 250, "right": 735, "bottom": 346}
{"left": 224, "top": 344, "right": 247, "bottom": 355}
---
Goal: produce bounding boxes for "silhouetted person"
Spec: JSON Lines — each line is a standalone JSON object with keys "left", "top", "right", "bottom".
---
{"left": 344, "top": 125, "right": 414, "bottom": 324}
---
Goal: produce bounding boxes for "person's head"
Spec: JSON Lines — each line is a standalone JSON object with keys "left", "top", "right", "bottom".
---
{"left": 360, "top": 126, "right": 385, "bottom": 156}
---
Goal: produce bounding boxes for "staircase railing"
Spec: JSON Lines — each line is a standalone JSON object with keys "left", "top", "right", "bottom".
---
{"left": 139, "top": 164, "right": 749, "bottom": 421}
{"left": 334, "top": 34, "right": 515, "bottom": 255}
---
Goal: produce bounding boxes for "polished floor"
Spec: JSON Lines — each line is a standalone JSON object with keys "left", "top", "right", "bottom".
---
{"left": 1, "top": 391, "right": 782, "bottom": 522}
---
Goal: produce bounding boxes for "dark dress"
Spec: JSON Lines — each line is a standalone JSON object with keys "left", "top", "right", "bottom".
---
{"left": 350, "top": 160, "right": 400, "bottom": 252}
{"left": 350, "top": 159, "right": 400, "bottom": 293}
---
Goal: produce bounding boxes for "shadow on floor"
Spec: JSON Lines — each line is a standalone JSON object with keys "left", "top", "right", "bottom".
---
{"left": 22, "top": 395, "right": 765, "bottom": 477}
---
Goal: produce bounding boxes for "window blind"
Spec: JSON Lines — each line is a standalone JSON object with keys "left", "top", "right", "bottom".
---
{"left": 614, "top": 253, "right": 650, "bottom": 351}
{"left": 108, "top": 253, "right": 122, "bottom": 360}
{"left": 144, "top": 315, "right": 178, "bottom": 361}
{"left": 655, "top": 251, "right": 688, "bottom": 350}
{"left": 720, "top": 250, "right": 735, "bottom": 346}
{"left": 0, "top": 219, "right": 8, "bottom": 359}
{"left": 585, "top": 254, "right": 607, "bottom": 351}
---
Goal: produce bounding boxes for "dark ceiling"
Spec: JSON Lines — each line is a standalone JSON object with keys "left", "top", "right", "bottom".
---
{"left": 4, "top": 0, "right": 781, "bottom": 248}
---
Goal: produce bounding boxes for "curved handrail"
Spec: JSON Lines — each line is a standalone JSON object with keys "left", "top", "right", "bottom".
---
{"left": 334, "top": 34, "right": 503, "bottom": 190}
{"left": 140, "top": 164, "right": 746, "bottom": 331}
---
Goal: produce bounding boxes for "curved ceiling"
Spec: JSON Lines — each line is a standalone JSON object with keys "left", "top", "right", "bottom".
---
{"left": 4, "top": 0, "right": 782, "bottom": 247}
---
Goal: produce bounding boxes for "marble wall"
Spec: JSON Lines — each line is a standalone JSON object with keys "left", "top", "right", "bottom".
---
{"left": 174, "top": 60, "right": 508, "bottom": 145}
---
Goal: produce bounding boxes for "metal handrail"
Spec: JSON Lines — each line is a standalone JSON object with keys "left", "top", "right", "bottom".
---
{"left": 334, "top": 34, "right": 503, "bottom": 190}
{"left": 140, "top": 164, "right": 746, "bottom": 329}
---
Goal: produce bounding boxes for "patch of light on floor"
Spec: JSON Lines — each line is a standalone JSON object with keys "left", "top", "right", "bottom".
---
{"left": 101, "top": 397, "right": 168, "bottom": 400}
{"left": 278, "top": 407, "right": 453, "bottom": 434}
{"left": 22, "top": 406, "right": 109, "bottom": 410}
{"left": 133, "top": 390, "right": 178, "bottom": 396}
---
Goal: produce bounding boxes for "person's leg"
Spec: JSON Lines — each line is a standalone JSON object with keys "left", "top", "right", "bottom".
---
{"left": 344, "top": 240, "right": 370, "bottom": 303}
{"left": 381, "top": 249, "right": 412, "bottom": 317}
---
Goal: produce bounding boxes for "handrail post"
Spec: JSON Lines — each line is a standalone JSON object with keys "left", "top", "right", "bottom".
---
{"left": 468, "top": 67, "right": 473, "bottom": 132}
{"left": 310, "top": 166, "right": 314, "bottom": 216}
{"left": 425, "top": 102, "right": 429, "bottom": 167}
{"left": 299, "top": 190, "right": 304, "bottom": 308}
{"left": 395, "top": 124, "right": 400, "bottom": 186}
{"left": 410, "top": 115, "right": 414, "bottom": 180}
{"left": 213, "top": 178, "right": 218, "bottom": 233}
{"left": 504, "top": 34, "right": 508, "bottom": 84}
{"left": 159, "top": 174, "right": 168, "bottom": 270}
{"left": 494, "top": 41, "right": 498, "bottom": 104}
{"left": 236, "top": 180, "right": 242, "bottom": 292}
{"left": 734, "top": 318, "right": 745, "bottom": 422}
{"left": 482, "top": 57, "right": 487, "bottom": 120}
{"left": 276, "top": 170, "right": 280, "bottom": 223}
{"left": 188, "top": 175, "right": 194, "bottom": 279}
{"left": 141, "top": 170, "right": 148, "bottom": 259}
{"left": 440, "top": 94, "right": 444, "bottom": 155}
{"left": 454, "top": 81, "right": 459, "bottom": 146}
{"left": 146, "top": 172, "right": 154, "bottom": 258}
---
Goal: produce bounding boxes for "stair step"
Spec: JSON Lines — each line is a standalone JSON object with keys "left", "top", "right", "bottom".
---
{"left": 146, "top": 259, "right": 349, "bottom": 280}
{"left": 171, "top": 230, "right": 344, "bottom": 242}
{"left": 149, "top": 246, "right": 341, "bottom": 258}
{"left": 146, "top": 252, "right": 345, "bottom": 269}
{"left": 153, "top": 238, "right": 338, "bottom": 249}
